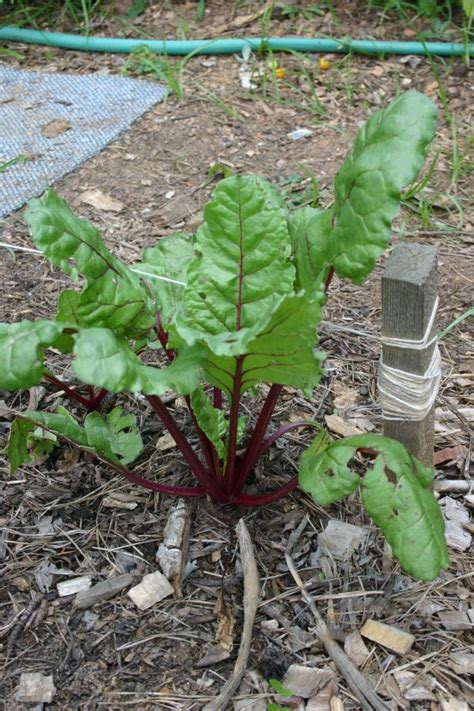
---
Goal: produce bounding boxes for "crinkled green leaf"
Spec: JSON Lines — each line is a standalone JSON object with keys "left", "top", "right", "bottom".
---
{"left": 330, "top": 91, "right": 438, "bottom": 283}
{"left": 56, "top": 289, "right": 81, "bottom": 324}
{"left": 84, "top": 407, "right": 143, "bottom": 466}
{"left": 175, "top": 175, "right": 295, "bottom": 355}
{"left": 29, "top": 427, "right": 58, "bottom": 463}
{"left": 24, "top": 189, "right": 156, "bottom": 337}
{"left": 347, "top": 435, "right": 448, "bottom": 581}
{"left": 7, "top": 419, "right": 35, "bottom": 473}
{"left": 0, "top": 320, "right": 67, "bottom": 389}
{"left": 299, "top": 442, "right": 359, "bottom": 505}
{"left": 102, "top": 406, "right": 143, "bottom": 465}
{"left": 73, "top": 327, "right": 203, "bottom": 395}
{"left": 287, "top": 206, "right": 332, "bottom": 299}
{"left": 299, "top": 433, "right": 449, "bottom": 580}
{"left": 137, "top": 232, "right": 194, "bottom": 328}
{"left": 22, "top": 409, "right": 90, "bottom": 447}
{"left": 205, "top": 295, "right": 324, "bottom": 396}
{"left": 11, "top": 407, "right": 141, "bottom": 469}
{"left": 190, "top": 386, "right": 228, "bottom": 461}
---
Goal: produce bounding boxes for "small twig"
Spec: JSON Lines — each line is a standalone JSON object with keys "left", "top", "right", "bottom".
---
{"left": 4, "top": 594, "right": 42, "bottom": 654}
{"left": 285, "top": 516, "right": 390, "bottom": 711}
{"left": 203, "top": 518, "right": 260, "bottom": 711}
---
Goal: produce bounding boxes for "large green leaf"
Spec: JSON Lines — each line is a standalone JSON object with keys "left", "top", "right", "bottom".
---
{"left": 24, "top": 190, "right": 156, "bottom": 338}
{"left": 0, "top": 320, "right": 67, "bottom": 389}
{"left": 204, "top": 294, "right": 324, "bottom": 396}
{"left": 287, "top": 207, "right": 332, "bottom": 299}
{"left": 73, "top": 327, "right": 203, "bottom": 395}
{"left": 137, "top": 233, "right": 194, "bottom": 328}
{"left": 299, "top": 433, "right": 449, "bottom": 581}
{"left": 330, "top": 91, "right": 437, "bottom": 283}
{"left": 175, "top": 175, "right": 295, "bottom": 356}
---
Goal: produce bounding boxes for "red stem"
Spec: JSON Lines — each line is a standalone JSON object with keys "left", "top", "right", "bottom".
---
{"left": 255, "top": 420, "right": 319, "bottom": 459}
{"left": 223, "top": 356, "right": 244, "bottom": 494}
{"left": 232, "top": 475, "right": 299, "bottom": 506}
{"left": 44, "top": 373, "right": 97, "bottom": 410}
{"left": 155, "top": 315, "right": 175, "bottom": 361}
{"left": 109, "top": 461, "right": 205, "bottom": 497}
{"left": 231, "top": 383, "right": 283, "bottom": 497}
{"left": 324, "top": 266, "right": 335, "bottom": 293}
{"left": 358, "top": 447, "right": 378, "bottom": 458}
{"left": 146, "top": 395, "right": 227, "bottom": 502}
{"left": 93, "top": 388, "right": 109, "bottom": 408}
{"left": 213, "top": 388, "right": 223, "bottom": 409}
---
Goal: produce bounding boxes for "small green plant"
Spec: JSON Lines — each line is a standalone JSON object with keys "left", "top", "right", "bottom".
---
{"left": 196, "top": 0, "right": 206, "bottom": 21}
{"left": 268, "top": 679, "right": 292, "bottom": 711}
{"left": 123, "top": 45, "right": 187, "bottom": 100}
{"left": 246, "top": 48, "right": 326, "bottom": 117}
{"left": 0, "top": 92, "right": 449, "bottom": 582}
{"left": 124, "top": 0, "right": 148, "bottom": 20}
{"left": 281, "top": 2, "right": 327, "bottom": 19}
{"left": 277, "top": 171, "right": 321, "bottom": 209}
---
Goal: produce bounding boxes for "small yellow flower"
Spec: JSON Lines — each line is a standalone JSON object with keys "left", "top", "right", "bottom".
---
{"left": 275, "top": 66, "right": 286, "bottom": 80}
{"left": 319, "top": 57, "right": 331, "bottom": 71}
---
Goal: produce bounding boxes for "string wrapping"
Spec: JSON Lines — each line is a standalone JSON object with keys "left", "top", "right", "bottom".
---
{"left": 378, "top": 298, "right": 441, "bottom": 421}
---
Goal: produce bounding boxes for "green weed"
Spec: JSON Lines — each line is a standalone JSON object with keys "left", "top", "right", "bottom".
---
{"left": 278, "top": 171, "right": 322, "bottom": 210}
{"left": 0, "top": 155, "right": 28, "bottom": 173}
{"left": 0, "top": 0, "right": 105, "bottom": 32}
{"left": 196, "top": 85, "right": 246, "bottom": 121}
{"left": 123, "top": 45, "right": 188, "bottom": 100}
{"left": 281, "top": 3, "right": 327, "bottom": 20}
{"left": 196, "top": 0, "right": 206, "bottom": 21}
{"left": 247, "top": 47, "right": 326, "bottom": 118}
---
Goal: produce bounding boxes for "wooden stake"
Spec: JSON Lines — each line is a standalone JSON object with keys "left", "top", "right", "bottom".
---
{"left": 381, "top": 243, "right": 438, "bottom": 466}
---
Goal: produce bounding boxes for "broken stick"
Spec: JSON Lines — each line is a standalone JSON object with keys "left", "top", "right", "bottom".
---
{"left": 203, "top": 518, "right": 260, "bottom": 711}
{"left": 285, "top": 516, "right": 390, "bottom": 711}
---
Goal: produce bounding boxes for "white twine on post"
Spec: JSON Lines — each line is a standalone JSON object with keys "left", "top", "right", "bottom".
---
{"left": 380, "top": 296, "right": 439, "bottom": 350}
{"left": 0, "top": 242, "right": 186, "bottom": 286}
{"left": 378, "top": 297, "right": 442, "bottom": 422}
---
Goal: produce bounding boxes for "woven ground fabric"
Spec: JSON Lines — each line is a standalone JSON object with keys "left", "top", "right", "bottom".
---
{"left": 0, "top": 64, "right": 167, "bottom": 217}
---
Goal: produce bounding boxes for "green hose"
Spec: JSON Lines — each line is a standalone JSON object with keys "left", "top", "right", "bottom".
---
{"left": 0, "top": 26, "right": 472, "bottom": 56}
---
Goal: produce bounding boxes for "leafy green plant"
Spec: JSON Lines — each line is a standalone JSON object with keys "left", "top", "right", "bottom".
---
{"left": 0, "top": 91, "right": 449, "bottom": 581}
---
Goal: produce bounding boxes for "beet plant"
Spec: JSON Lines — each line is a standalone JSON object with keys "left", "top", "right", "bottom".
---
{"left": 0, "top": 91, "right": 449, "bottom": 581}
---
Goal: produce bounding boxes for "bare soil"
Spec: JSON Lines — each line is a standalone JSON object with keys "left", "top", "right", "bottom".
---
{"left": 0, "top": 2, "right": 473, "bottom": 709}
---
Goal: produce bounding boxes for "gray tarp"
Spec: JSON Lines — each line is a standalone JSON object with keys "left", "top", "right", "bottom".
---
{"left": 0, "top": 64, "right": 166, "bottom": 217}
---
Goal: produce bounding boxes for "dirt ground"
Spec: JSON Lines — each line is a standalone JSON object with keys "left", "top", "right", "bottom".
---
{"left": 0, "top": 1, "right": 473, "bottom": 709}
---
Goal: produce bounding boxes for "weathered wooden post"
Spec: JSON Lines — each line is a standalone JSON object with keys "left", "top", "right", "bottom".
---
{"left": 379, "top": 243, "right": 441, "bottom": 466}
